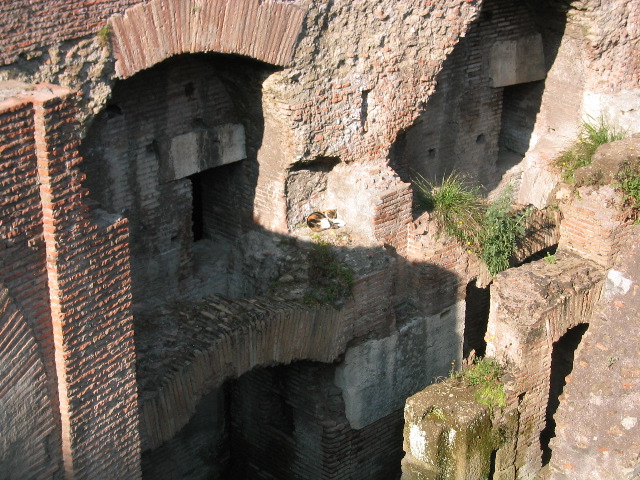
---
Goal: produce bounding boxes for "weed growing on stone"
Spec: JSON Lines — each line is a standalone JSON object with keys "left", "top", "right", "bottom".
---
{"left": 615, "top": 159, "right": 640, "bottom": 219}
{"left": 455, "top": 357, "right": 506, "bottom": 411}
{"left": 544, "top": 252, "right": 557, "bottom": 264}
{"left": 303, "top": 240, "right": 353, "bottom": 305}
{"left": 414, "top": 172, "right": 485, "bottom": 248}
{"left": 480, "top": 189, "right": 529, "bottom": 276}
{"left": 97, "top": 25, "right": 111, "bottom": 45}
{"left": 414, "top": 175, "right": 528, "bottom": 276}
{"left": 556, "top": 115, "right": 626, "bottom": 182}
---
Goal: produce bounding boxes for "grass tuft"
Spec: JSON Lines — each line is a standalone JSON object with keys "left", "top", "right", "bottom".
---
{"left": 304, "top": 240, "right": 353, "bottom": 305}
{"left": 414, "top": 174, "right": 528, "bottom": 276}
{"left": 556, "top": 115, "right": 626, "bottom": 182}
{"left": 454, "top": 357, "right": 506, "bottom": 410}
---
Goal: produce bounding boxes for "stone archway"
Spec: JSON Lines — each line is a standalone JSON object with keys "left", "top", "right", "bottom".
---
{"left": 108, "top": 0, "right": 305, "bottom": 79}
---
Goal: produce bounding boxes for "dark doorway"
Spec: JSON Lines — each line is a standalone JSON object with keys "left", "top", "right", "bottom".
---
{"left": 540, "top": 323, "right": 589, "bottom": 465}
{"left": 464, "top": 279, "right": 491, "bottom": 358}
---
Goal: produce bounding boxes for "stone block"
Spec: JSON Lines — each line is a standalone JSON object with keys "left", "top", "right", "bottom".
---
{"left": 402, "top": 381, "right": 494, "bottom": 480}
{"left": 490, "top": 34, "right": 546, "bottom": 88}
{"left": 161, "top": 123, "right": 246, "bottom": 182}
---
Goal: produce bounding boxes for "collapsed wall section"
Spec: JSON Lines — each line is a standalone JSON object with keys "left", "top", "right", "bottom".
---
{"left": 390, "top": 0, "right": 546, "bottom": 188}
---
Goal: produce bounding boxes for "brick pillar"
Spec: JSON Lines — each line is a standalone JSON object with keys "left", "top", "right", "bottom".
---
{"left": 30, "top": 84, "right": 141, "bottom": 479}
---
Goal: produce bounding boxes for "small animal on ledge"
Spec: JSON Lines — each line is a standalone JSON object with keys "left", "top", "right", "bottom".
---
{"left": 306, "top": 210, "right": 347, "bottom": 232}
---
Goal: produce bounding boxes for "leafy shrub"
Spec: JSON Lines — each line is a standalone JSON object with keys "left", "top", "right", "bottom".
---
{"left": 615, "top": 159, "right": 640, "bottom": 219}
{"left": 479, "top": 190, "right": 529, "bottom": 276}
{"left": 556, "top": 116, "right": 626, "bottom": 182}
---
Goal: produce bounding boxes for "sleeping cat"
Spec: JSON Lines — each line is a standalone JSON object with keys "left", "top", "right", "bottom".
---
{"left": 306, "top": 210, "right": 347, "bottom": 232}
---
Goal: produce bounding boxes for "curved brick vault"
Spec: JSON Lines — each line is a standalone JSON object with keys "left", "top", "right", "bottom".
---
{"left": 108, "top": 0, "right": 306, "bottom": 78}
{"left": 137, "top": 295, "right": 347, "bottom": 451}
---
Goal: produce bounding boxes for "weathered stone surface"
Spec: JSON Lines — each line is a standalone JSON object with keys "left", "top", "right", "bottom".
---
{"left": 549, "top": 227, "right": 640, "bottom": 480}
{"left": 335, "top": 301, "right": 465, "bottom": 429}
{"left": 574, "top": 133, "right": 640, "bottom": 186}
{"left": 402, "top": 381, "right": 494, "bottom": 480}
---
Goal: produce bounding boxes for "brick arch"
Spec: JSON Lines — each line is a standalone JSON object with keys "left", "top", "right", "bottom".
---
{"left": 139, "top": 296, "right": 347, "bottom": 451}
{"left": 108, "top": 0, "right": 305, "bottom": 79}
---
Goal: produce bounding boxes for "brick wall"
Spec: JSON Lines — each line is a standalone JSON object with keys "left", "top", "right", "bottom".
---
{"left": 0, "top": 0, "right": 137, "bottom": 66}
{"left": 389, "top": 0, "right": 540, "bottom": 187}
{"left": 28, "top": 84, "right": 140, "bottom": 479}
{"left": 108, "top": 0, "right": 305, "bottom": 78}
{"left": 373, "top": 183, "right": 413, "bottom": 253}
{"left": 0, "top": 91, "right": 63, "bottom": 476}
{"left": 559, "top": 186, "right": 632, "bottom": 268}
{"left": 0, "top": 286, "right": 58, "bottom": 479}
{"left": 343, "top": 267, "right": 397, "bottom": 340}
{"left": 404, "top": 216, "right": 476, "bottom": 315}
{"left": 0, "top": 83, "right": 141, "bottom": 478}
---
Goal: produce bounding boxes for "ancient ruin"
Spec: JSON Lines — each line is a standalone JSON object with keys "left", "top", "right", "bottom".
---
{"left": 0, "top": 0, "right": 638, "bottom": 478}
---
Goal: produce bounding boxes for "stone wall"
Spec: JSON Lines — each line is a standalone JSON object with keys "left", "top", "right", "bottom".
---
{"left": 549, "top": 230, "right": 640, "bottom": 479}
{"left": 1, "top": 0, "right": 639, "bottom": 478}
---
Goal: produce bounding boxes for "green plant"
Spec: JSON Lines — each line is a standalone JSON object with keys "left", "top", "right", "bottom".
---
{"left": 304, "top": 240, "right": 354, "bottom": 305}
{"left": 97, "top": 25, "right": 111, "bottom": 45}
{"left": 414, "top": 172, "right": 485, "bottom": 249}
{"left": 456, "top": 357, "right": 506, "bottom": 410}
{"left": 414, "top": 174, "right": 528, "bottom": 276}
{"left": 556, "top": 115, "right": 626, "bottom": 182}
{"left": 544, "top": 252, "right": 557, "bottom": 264}
{"left": 479, "top": 190, "right": 529, "bottom": 276}
{"left": 615, "top": 160, "right": 640, "bottom": 215}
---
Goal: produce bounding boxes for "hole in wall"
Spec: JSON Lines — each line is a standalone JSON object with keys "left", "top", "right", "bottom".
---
{"left": 540, "top": 322, "right": 589, "bottom": 465}
{"left": 497, "top": 80, "right": 545, "bottom": 173}
{"left": 189, "top": 172, "right": 205, "bottom": 242}
{"left": 488, "top": 449, "right": 497, "bottom": 479}
{"left": 184, "top": 82, "right": 195, "bottom": 99}
{"left": 360, "top": 89, "right": 371, "bottom": 130}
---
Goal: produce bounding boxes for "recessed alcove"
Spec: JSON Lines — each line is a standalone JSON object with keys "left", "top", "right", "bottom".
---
{"left": 80, "top": 53, "right": 276, "bottom": 304}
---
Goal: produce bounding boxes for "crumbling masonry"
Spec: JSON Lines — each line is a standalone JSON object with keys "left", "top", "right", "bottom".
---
{"left": 0, "top": 0, "right": 639, "bottom": 479}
